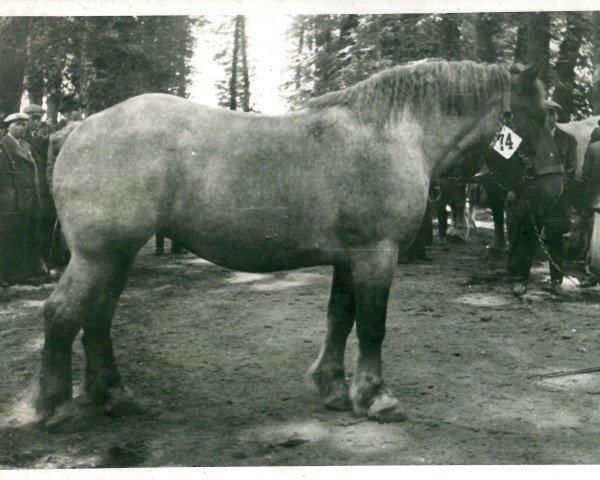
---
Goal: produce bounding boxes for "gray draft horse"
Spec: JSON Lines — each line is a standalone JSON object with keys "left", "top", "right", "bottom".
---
{"left": 36, "top": 59, "right": 563, "bottom": 429}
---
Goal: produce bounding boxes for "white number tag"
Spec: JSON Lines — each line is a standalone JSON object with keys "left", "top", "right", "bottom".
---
{"left": 492, "top": 125, "right": 522, "bottom": 159}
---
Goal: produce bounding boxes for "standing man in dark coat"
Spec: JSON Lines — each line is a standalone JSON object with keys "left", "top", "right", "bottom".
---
{"left": 548, "top": 103, "right": 579, "bottom": 210}
{"left": 579, "top": 126, "right": 600, "bottom": 287}
{"left": 0, "top": 113, "right": 48, "bottom": 282}
{"left": 23, "top": 104, "right": 56, "bottom": 266}
{"left": 506, "top": 100, "right": 576, "bottom": 296}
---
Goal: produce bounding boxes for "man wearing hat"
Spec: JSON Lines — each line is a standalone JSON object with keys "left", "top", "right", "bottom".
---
{"left": 506, "top": 99, "right": 577, "bottom": 296}
{"left": 23, "top": 104, "right": 56, "bottom": 266}
{"left": 545, "top": 100, "right": 579, "bottom": 204}
{"left": 0, "top": 112, "right": 48, "bottom": 281}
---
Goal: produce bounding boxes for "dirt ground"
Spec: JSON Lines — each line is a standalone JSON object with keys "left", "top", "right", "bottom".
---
{"left": 1, "top": 211, "right": 600, "bottom": 468}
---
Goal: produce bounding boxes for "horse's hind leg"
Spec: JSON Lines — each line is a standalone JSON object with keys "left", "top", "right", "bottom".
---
{"left": 308, "top": 265, "right": 355, "bottom": 411}
{"left": 348, "top": 242, "right": 406, "bottom": 422}
{"left": 36, "top": 252, "right": 137, "bottom": 428}
{"left": 80, "top": 255, "right": 142, "bottom": 417}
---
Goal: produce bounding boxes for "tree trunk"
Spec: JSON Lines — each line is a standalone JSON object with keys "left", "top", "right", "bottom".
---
{"left": 239, "top": 16, "right": 251, "bottom": 112}
{"left": 438, "top": 14, "right": 461, "bottom": 60}
{"left": 526, "top": 12, "right": 551, "bottom": 86}
{"left": 553, "top": 12, "right": 585, "bottom": 121}
{"left": 475, "top": 13, "right": 500, "bottom": 63}
{"left": 313, "top": 16, "right": 336, "bottom": 95}
{"left": 45, "top": 73, "right": 61, "bottom": 126}
{"left": 294, "top": 20, "right": 305, "bottom": 92}
{"left": 0, "top": 19, "right": 28, "bottom": 115}
{"left": 25, "top": 29, "right": 44, "bottom": 106}
{"left": 592, "top": 12, "right": 600, "bottom": 114}
{"left": 228, "top": 16, "right": 242, "bottom": 111}
{"left": 512, "top": 13, "right": 528, "bottom": 64}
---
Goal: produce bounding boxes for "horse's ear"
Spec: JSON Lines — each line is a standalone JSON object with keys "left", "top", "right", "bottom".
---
{"left": 518, "top": 57, "right": 548, "bottom": 86}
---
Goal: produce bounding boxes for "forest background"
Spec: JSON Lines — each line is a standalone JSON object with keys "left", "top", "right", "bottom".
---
{"left": 0, "top": 12, "right": 598, "bottom": 125}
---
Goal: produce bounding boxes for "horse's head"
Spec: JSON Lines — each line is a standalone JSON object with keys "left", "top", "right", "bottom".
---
{"left": 484, "top": 61, "right": 564, "bottom": 212}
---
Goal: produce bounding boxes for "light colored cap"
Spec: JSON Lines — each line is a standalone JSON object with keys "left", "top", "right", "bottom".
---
{"left": 542, "top": 99, "right": 563, "bottom": 112}
{"left": 4, "top": 112, "right": 29, "bottom": 124}
{"left": 23, "top": 104, "right": 46, "bottom": 116}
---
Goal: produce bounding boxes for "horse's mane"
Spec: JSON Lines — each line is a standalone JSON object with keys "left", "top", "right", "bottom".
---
{"left": 306, "top": 59, "right": 510, "bottom": 124}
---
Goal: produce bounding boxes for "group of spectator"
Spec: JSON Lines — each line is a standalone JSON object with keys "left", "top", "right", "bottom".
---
{"left": 506, "top": 99, "right": 600, "bottom": 296}
{"left": 0, "top": 99, "right": 81, "bottom": 285}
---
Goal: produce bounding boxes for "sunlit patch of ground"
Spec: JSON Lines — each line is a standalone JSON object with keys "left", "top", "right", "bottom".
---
{"left": 21, "top": 300, "right": 45, "bottom": 308}
{"left": 227, "top": 272, "right": 273, "bottom": 284}
{"left": 11, "top": 284, "right": 55, "bottom": 292}
{"left": 327, "top": 421, "right": 409, "bottom": 454}
{"left": 236, "top": 418, "right": 409, "bottom": 457}
{"left": 226, "top": 272, "right": 322, "bottom": 291}
{"left": 448, "top": 393, "right": 583, "bottom": 430}
{"left": 0, "top": 383, "right": 38, "bottom": 428}
{"left": 24, "top": 335, "right": 44, "bottom": 354}
{"left": 177, "top": 258, "right": 211, "bottom": 265}
{"left": 31, "top": 453, "right": 101, "bottom": 469}
{"left": 251, "top": 273, "right": 321, "bottom": 292}
{"left": 155, "top": 264, "right": 186, "bottom": 269}
{"left": 238, "top": 419, "right": 329, "bottom": 445}
{"left": 539, "top": 372, "right": 600, "bottom": 392}
{"left": 0, "top": 381, "right": 83, "bottom": 429}
{"left": 454, "top": 293, "right": 512, "bottom": 307}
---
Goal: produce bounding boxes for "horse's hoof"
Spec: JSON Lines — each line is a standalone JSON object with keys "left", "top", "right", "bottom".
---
{"left": 307, "top": 365, "right": 352, "bottom": 411}
{"left": 40, "top": 400, "right": 87, "bottom": 433}
{"left": 366, "top": 389, "right": 408, "bottom": 423}
{"left": 322, "top": 385, "right": 352, "bottom": 412}
{"left": 104, "top": 388, "right": 146, "bottom": 417}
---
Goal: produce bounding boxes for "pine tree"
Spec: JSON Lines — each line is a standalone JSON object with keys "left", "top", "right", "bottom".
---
{"left": 215, "top": 15, "right": 254, "bottom": 112}
{"left": 0, "top": 18, "right": 29, "bottom": 115}
{"left": 590, "top": 11, "right": 600, "bottom": 114}
{"left": 553, "top": 12, "right": 587, "bottom": 121}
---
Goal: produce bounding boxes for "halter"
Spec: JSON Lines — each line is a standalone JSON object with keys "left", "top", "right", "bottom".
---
{"left": 485, "top": 83, "right": 540, "bottom": 194}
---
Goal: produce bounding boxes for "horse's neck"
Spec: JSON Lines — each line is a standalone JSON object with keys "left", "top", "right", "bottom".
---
{"left": 398, "top": 110, "right": 497, "bottom": 180}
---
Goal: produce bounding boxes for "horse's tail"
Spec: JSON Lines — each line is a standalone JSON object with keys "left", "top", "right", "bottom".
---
{"left": 46, "top": 121, "right": 82, "bottom": 191}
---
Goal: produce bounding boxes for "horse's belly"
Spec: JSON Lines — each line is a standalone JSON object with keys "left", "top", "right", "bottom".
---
{"left": 186, "top": 244, "right": 330, "bottom": 273}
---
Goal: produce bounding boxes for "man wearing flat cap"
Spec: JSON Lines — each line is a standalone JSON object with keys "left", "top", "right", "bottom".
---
{"left": 0, "top": 113, "right": 48, "bottom": 282}
{"left": 507, "top": 99, "right": 577, "bottom": 296}
{"left": 23, "top": 104, "right": 56, "bottom": 266}
{"left": 544, "top": 100, "right": 578, "bottom": 197}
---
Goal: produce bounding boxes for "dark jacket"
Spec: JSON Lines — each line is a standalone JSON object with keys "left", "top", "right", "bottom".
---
{"left": 0, "top": 134, "right": 45, "bottom": 282}
{"left": 554, "top": 126, "right": 579, "bottom": 208}
{"left": 0, "top": 134, "right": 41, "bottom": 215}
{"left": 23, "top": 128, "right": 53, "bottom": 216}
{"left": 582, "top": 127, "right": 600, "bottom": 209}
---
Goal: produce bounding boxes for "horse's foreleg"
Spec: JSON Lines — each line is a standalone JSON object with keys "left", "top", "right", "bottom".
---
{"left": 308, "top": 265, "right": 355, "bottom": 411}
{"left": 348, "top": 244, "right": 406, "bottom": 423}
